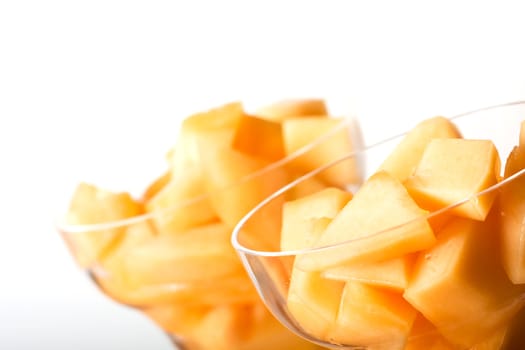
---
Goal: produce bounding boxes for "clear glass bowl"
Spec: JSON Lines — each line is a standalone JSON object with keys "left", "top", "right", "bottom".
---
{"left": 232, "top": 101, "right": 525, "bottom": 350}
{"left": 56, "top": 109, "right": 363, "bottom": 350}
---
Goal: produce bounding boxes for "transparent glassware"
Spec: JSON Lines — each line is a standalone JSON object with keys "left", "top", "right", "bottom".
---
{"left": 56, "top": 115, "right": 363, "bottom": 350}
{"left": 232, "top": 101, "right": 525, "bottom": 349}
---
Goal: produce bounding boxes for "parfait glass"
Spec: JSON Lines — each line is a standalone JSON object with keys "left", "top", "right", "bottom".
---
{"left": 56, "top": 110, "right": 364, "bottom": 350}
{"left": 232, "top": 101, "right": 525, "bottom": 349}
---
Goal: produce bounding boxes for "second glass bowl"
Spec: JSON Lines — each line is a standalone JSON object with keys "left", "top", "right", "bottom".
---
{"left": 232, "top": 101, "right": 525, "bottom": 350}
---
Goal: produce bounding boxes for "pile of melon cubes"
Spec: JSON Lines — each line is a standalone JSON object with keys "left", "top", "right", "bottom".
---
{"left": 63, "top": 99, "right": 361, "bottom": 350}
{"left": 280, "top": 116, "right": 525, "bottom": 349}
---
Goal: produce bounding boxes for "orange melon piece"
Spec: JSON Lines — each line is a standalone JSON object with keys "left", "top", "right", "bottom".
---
{"left": 282, "top": 117, "right": 362, "bottom": 187}
{"left": 405, "top": 138, "right": 501, "bottom": 221}
{"left": 120, "top": 222, "right": 243, "bottom": 288}
{"left": 405, "top": 313, "right": 455, "bottom": 350}
{"left": 64, "top": 182, "right": 143, "bottom": 267}
{"left": 255, "top": 98, "right": 328, "bottom": 122}
{"left": 144, "top": 303, "right": 210, "bottom": 336}
{"left": 296, "top": 171, "right": 435, "bottom": 271}
{"left": 145, "top": 166, "right": 218, "bottom": 234}
{"left": 141, "top": 170, "right": 171, "bottom": 202}
{"left": 500, "top": 142, "right": 525, "bottom": 283}
{"left": 280, "top": 187, "right": 352, "bottom": 251}
{"left": 232, "top": 114, "right": 285, "bottom": 161}
{"left": 378, "top": 116, "right": 461, "bottom": 182}
{"left": 322, "top": 255, "right": 415, "bottom": 291}
{"left": 470, "top": 304, "right": 525, "bottom": 349}
{"left": 287, "top": 268, "right": 345, "bottom": 341}
{"left": 329, "top": 281, "right": 417, "bottom": 349}
{"left": 169, "top": 102, "right": 244, "bottom": 170}
{"left": 200, "top": 146, "right": 289, "bottom": 248}
{"left": 403, "top": 216, "right": 525, "bottom": 349}
{"left": 286, "top": 173, "right": 330, "bottom": 200}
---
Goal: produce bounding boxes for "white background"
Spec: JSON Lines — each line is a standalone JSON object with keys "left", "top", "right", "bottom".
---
{"left": 1, "top": 1, "right": 525, "bottom": 349}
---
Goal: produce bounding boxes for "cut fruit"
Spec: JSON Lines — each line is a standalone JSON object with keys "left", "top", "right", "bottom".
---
{"left": 378, "top": 116, "right": 461, "bottom": 182}
{"left": 500, "top": 143, "right": 525, "bottom": 283}
{"left": 329, "top": 281, "right": 417, "bottom": 349}
{"left": 120, "top": 222, "right": 243, "bottom": 288}
{"left": 322, "top": 255, "right": 415, "bottom": 291}
{"left": 405, "top": 313, "right": 455, "bottom": 350}
{"left": 64, "top": 182, "right": 143, "bottom": 267}
{"left": 287, "top": 268, "right": 345, "bottom": 341}
{"left": 404, "top": 138, "right": 501, "bottom": 221}
{"left": 403, "top": 216, "right": 525, "bottom": 349}
{"left": 141, "top": 170, "right": 171, "bottom": 202}
{"left": 255, "top": 98, "right": 328, "bottom": 122}
{"left": 232, "top": 114, "right": 285, "bottom": 162}
{"left": 282, "top": 117, "right": 361, "bottom": 187}
{"left": 145, "top": 165, "right": 218, "bottom": 234}
{"left": 280, "top": 187, "right": 352, "bottom": 251}
{"left": 297, "top": 171, "right": 435, "bottom": 271}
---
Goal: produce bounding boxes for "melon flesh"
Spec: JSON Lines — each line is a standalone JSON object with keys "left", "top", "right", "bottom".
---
{"left": 64, "top": 183, "right": 143, "bottom": 267}
{"left": 232, "top": 114, "right": 285, "bottom": 162}
{"left": 329, "top": 281, "right": 417, "bottom": 349}
{"left": 287, "top": 269, "right": 345, "bottom": 341}
{"left": 255, "top": 98, "right": 328, "bottom": 122}
{"left": 322, "top": 255, "right": 415, "bottom": 291}
{"left": 404, "top": 138, "right": 501, "bottom": 221}
{"left": 296, "top": 171, "right": 435, "bottom": 271}
{"left": 500, "top": 144, "right": 525, "bottom": 283}
{"left": 403, "top": 216, "right": 525, "bottom": 349}
{"left": 405, "top": 313, "right": 455, "bottom": 350}
{"left": 280, "top": 187, "right": 352, "bottom": 251}
{"left": 378, "top": 116, "right": 461, "bottom": 182}
{"left": 282, "top": 117, "right": 361, "bottom": 187}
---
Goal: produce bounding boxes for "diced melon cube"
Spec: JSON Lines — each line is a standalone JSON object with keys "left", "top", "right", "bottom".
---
{"left": 280, "top": 187, "right": 352, "bottom": 251}
{"left": 403, "top": 216, "right": 525, "bottom": 349}
{"left": 232, "top": 114, "right": 285, "bottom": 161}
{"left": 329, "top": 281, "right": 417, "bottom": 349}
{"left": 120, "top": 222, "right": 243, "bottom": 288}
{"left": 297, "top": 171, "right": 435, "bottom": 271}
{"left": 405, "top": 313, "right": 455, "bottom": 350}
{"left": 255, "top": 98, "right": 328, "bottom": 122}
{"left": 141, "top": 170, "right": 171, "bottom": 202}
{"left": 282, "top": 117, "right": 362, "bottom": 187}
{"left": 500, "top": 143, "right": 525, "bottom": 283}
{"left": 200, "top": 146, "right": 289, "bottom": 249}
{"left": 64, "top": 183, "right": 143, "bottom": 267}
{"left": 378, "top": 116, "right": 461, "bottom": 182}
{"left": 287, "top": 268, "right": 345, "bottom": 341}
{"left": 145, "top": 165, "right": 218, "bottom": 234}
{"left": 404, "top": 138, "right": 501, "bottom": 221}
{"left": 322, "top": 255, "right": 415, "bottom": 291}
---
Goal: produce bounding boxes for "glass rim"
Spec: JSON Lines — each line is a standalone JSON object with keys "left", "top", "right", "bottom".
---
{"left": 231, "top": 100, "right": 525, "bottom": 258}
{"left": 55, "top": 115, "right": 363, "bottom": 234}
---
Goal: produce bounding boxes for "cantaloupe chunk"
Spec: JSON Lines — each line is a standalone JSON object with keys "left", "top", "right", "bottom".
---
{"left": 64, "top": 182, "right": 143, "bottom": 267}
{"left": 145, "top": 166, "right": 218, "bottom": 234}
{"left": 232, "top": 114, "right": 285, "bottom": 162}
{"left": 169, "top": 102, "right": 245, "bottom": 170}
{"left": 378, "top": 116, "right": 461, "bottom": 182}
{"left": 97, "top": 270, "right": 258, "bottom": 307}
{"left": 286, "top": 172, "right": 331, "bottom": 200}
{"left": 255, "top": 98, "right": 328, "bottom": 122}
{"left": 405, "top": 313, "right": 455, "bottom": 350}
{"left": 144, "top": 303, "right": 210, "bottom": 336}
{"left": 141, "top": 170, "right": 171, "bottom": 202}
{"left": 120, "top": 222, "right": 244, "bottom": 288}
{"left": 322, "top": 255, "right": 415, "bottom": 291}
{"left": 282, "top": 117, "right": 362, "bottom": 187}
{"left": 297, "top": 171, "right": 435, "bottom": 271}
{"left": 470, "top": 304, "right": 525, "bottom": 349}
{"left": 500, "top": 142, "right": 525, "bottom": 283}
{"left": 329, "top": 281, "right": 417, "bottom": 349}
{"left": 200, "top": 146, "right": 289, "bottom": 249}
{"left": 280, "top": 187, "right": 352, "bottom": 251}
{"left": 403, "top": 216, "right": 525, "bottom": 349}
{"left": 287, "top": 268, "right": 345, "bottom": 341}
{"left": 404, "top": 138, "right": 501, "bottom": 221}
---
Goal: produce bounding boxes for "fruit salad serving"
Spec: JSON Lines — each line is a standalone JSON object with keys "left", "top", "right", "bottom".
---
{"left": 58, "top": 99, "right": 362, "bottom": 350}
{"left": 232, "top": 102, "right": 525, "bottom": 350}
